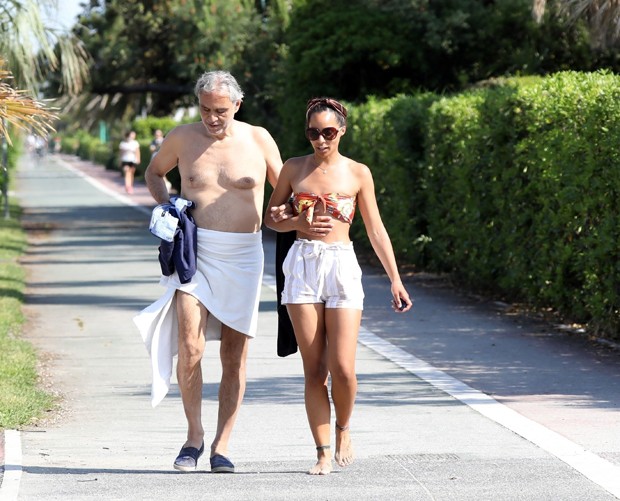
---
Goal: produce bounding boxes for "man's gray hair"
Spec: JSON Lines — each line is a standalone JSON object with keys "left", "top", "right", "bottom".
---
{"left": 194, "top": 70, "right": 244, "bottom": 102}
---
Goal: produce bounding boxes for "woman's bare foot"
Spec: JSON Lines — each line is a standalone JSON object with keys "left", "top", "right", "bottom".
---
{"left": 308, "top": 445, "right": 332, "bottom": 475}
{"left": 334, "top": 423, "right": 354, "bottom": 467}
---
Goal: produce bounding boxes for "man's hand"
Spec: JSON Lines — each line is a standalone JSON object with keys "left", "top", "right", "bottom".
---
{"left": 270, "top": 204, "right": 292, "bottom": 222}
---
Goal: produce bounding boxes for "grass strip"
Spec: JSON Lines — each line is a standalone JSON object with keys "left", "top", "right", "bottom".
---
{"left": 0, "top": 201, "right": 55, "bottom": 430}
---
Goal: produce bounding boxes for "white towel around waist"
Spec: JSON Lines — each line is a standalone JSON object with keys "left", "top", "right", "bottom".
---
{"left": 133, "top": 228, "right": 264, "bottom": 407}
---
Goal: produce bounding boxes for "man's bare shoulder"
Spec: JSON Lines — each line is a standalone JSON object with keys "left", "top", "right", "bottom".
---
{"left": 240, "top": 121, "right": 276, "bottom": 144}
{"left": 149, "top": 122, "right": 205, "bottom": 170}
{"left": 166, "top": 121, "right": 204, "bottom": 140}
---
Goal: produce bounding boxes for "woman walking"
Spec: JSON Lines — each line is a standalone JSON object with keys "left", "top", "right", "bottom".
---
{"left": 119, "top": 130, "right": 140, "bottom": 194}
{"left": 265, "top": 97, "right": 412, "bottom": 475}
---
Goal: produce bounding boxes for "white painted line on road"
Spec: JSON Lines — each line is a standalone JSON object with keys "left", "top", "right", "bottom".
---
{"left": 0, "top": 430, "right": 22, "bottom": 501}
{"left": 56, "top": 157, "right": 151, "bottom": 216}
{"left": 263, "top": 272, "right": 620, "bottom": 498}
{"left": 356, "top": 328, "right": 620, "bottom": 499}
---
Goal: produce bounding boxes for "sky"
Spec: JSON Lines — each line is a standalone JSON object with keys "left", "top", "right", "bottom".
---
{"left": 47, "top": 0, "right": 84, "bottom": 31}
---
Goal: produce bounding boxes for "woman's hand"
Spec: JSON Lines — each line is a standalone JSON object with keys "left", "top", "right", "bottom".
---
{"left": 391, "top": 282, "right": 413, "bottom": 313}
{"left": 269, "top": 206, "right": 333, "bottom": 236}
{"left": 299, "top": 214, "right": 333, "bottom": 237}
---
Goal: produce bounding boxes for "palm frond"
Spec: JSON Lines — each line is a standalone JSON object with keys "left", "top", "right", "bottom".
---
{"left": 55, "top": 34, "right": 91, "bottom": 96}
{"left": 0, "top": 58, "right": 57, "bottom": 146}
{"left": 0, "top": 0, "right": 90, "bottom": 96}
{"left": 532, "top": 0, "right": 547, "bottom": 22}
{"left": 533, "top": 0, "right": 620, "bottom": 48}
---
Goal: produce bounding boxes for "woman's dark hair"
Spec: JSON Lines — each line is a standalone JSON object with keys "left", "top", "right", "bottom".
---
{"left": 306, "top": 97, "right": 347, "bottom": 127}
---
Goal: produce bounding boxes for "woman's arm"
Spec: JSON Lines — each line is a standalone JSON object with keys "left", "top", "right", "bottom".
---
{"left": 357, "top": 163, "right": 412, "bottom": 312}
{"left": 264, "top": 161, "right": 298, "bottom": 233}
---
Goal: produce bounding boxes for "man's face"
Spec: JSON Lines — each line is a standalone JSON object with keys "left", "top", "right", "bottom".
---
{"left": 198, "top": 91, "right": 240, "bottom": 137}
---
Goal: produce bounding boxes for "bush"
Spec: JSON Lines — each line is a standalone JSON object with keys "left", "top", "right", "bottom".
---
{"left": 58, "top": 125, "right": 177, "bottom": 183}
{"left": 74, "top": 131, "right": 104, "bottom": 162}
{"left": 343, "top": 93, "right": 439, "bottom": 264}
{"left": 60, "top": 135, "right": 79, "bottom": 155}
{"left": 131, "top": 116, "right": 177, "bottom": 139}
{"left": 6, "top": 136, "right": 23, "bottom": 170}
{"left": 422, "top": 71, "right": 620, "bottom": 336}
{"left": 53, "top": 71, "right": 620, "bottom": 338}
{"left": 339, "top": 71, "right": 619, "bottom": 337}
{"left": 93, "top": 143, "right": 115, "bottom": 170}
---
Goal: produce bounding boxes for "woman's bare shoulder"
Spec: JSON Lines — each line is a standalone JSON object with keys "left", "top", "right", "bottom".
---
{"left": 343, "top": 157, "right": 371, "bottom": 177}
{"left": 285, "top": 154, "right": 311, "bottom": 166}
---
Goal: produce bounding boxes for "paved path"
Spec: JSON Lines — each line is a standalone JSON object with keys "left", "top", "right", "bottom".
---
{"left": 1, "top": 153, "right": 619, "bottom": 500}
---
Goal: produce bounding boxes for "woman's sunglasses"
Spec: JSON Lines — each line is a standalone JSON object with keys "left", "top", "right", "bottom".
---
{"left": 305, "top": 127, "right": 340, "bottom": 141}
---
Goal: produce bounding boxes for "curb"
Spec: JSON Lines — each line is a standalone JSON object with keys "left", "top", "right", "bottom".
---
{"left": 0, "top": 430, "right": 21, "bottom": 501}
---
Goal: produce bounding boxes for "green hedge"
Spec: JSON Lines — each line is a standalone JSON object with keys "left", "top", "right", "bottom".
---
{"left": 131, "top": 116, "right": 177, "bottom": 139}
{"left": 423, "top": 71, "right": 620, "bottom": 336}
{"left": 341, "top": 70, "right": 619, "bottom": 337}
{"left": 343, "top": 93, "right": 439, "bottom": 264}
{"left": 61, "top": 131, "right": 116, "bottom": 169}
{"left": 61, "top": 132, "right": 147, "bottom": 175}
{"left": 6, "top": 137, "right": 22, "bottom": 170}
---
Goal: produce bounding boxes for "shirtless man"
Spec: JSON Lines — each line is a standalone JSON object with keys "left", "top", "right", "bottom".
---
{"left": 140, "top": 71, "right": 308, "bottom": 473}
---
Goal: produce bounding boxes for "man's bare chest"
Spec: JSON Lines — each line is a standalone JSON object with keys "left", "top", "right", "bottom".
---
{"left": 178, "top": 143, "right": 264, "bottom": 191}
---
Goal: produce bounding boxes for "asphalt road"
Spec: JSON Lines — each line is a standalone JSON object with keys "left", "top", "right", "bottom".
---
{"left": 0, "top": 152, "right": 619, "bottom": 500}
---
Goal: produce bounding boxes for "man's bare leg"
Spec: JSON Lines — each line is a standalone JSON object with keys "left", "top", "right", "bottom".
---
{"left": 210, "top": 325, "right": 249, "bottom": 459}
{"left": 176, "top": 291, "right": 207, "bottom": 450}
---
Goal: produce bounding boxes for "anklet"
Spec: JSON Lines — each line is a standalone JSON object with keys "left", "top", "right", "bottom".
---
{"left": 316, "top": 445, "right": 331, "bottom": 451}
{"left": 335, "top": 422, "right": 349, "bottom": 431}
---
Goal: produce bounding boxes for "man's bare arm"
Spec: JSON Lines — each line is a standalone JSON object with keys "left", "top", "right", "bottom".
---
{"left": 144, "top": 131, "right": 179, "bottom": 204}
{"left": 256, "top": 126, "right": 283, "bottom": 190}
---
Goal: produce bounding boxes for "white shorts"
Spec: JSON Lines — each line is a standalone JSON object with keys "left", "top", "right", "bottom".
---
{"left": 282, "top": 239, "right": 364, "bottom": 310}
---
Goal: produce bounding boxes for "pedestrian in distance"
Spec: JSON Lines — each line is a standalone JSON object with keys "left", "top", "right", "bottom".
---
{"left": 149, "top": 128, "right": 173, "bottom": 192}
{"left": 134, "top": 70, "right": 304, "bottom": 474}
{"left": 265, "top": 96, "right": 413, "bottom": 475}
{"left": 118, "top": 130, "right": 140, "bottom": 194}
{"left": 149, "top": 129, "right": 164, "bottom": 159}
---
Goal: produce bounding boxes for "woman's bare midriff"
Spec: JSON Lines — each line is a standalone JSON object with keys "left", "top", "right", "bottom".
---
{"left": 296, "top": 212, "right": 352, "bottom": 244}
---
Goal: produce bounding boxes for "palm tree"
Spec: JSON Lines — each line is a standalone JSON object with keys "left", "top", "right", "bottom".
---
{"left": 1, "top": 56, "right": 57, "bottom": 217}
{"left": 0, "top": 0, "right": 87, "bottom": 218}
{"left": 533, "top": 0, "right": 620, "bottom": 48}
{"left": 0, "top": 58, "right": 56, "bottom": 145}
{"left": 0, "top": 0, "right": 90, "bottom": 96}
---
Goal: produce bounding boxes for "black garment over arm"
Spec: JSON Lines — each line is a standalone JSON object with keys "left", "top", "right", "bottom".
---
{"left": 276, "top": 231, "right": 297, "bottom": 357}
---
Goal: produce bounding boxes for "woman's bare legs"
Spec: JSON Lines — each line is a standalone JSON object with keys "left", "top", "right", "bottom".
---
{"left": 287, "top": 303, "right": 332, "bottom": 475}
{"left": 326, "top": 307, "right": 361, "bottom": 467}
{"left": 123, "top": 165, "right": 135, "bottom": 193}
